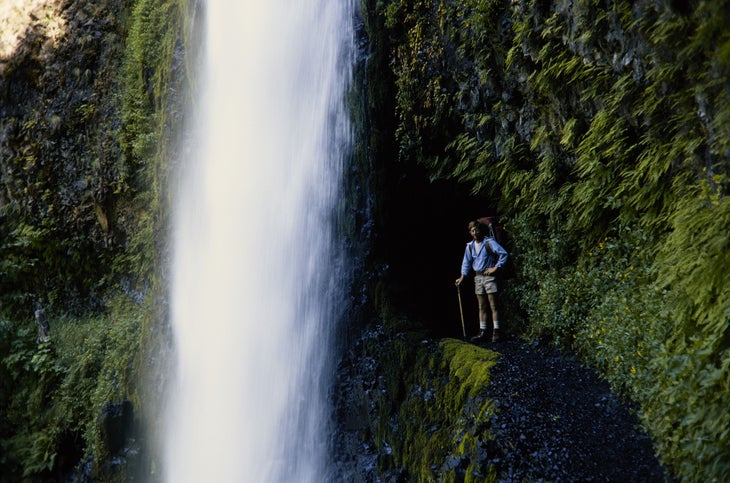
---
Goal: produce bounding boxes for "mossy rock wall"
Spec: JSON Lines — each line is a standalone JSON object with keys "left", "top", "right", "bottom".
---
{"left": 361, "top": 0, "right": 730, "bottom": 480}
{"left": 335, "top": 320, "right": 500, "bottom": 481}
{"left": 0, "top": 0, "right": 193, "bottom": 479}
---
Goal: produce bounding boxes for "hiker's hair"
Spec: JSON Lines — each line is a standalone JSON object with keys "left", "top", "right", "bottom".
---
{"left": 468, "top": 220, "right": 485, "bottom": 232}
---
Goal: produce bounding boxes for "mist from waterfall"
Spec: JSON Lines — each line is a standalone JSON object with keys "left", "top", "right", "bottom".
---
{"left": 165, "top": 2, "right": 355, "bottom": 481}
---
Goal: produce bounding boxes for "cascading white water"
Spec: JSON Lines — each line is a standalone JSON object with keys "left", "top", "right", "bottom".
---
{"left": 166, "top": 2, "right": 354, "bottom": 481}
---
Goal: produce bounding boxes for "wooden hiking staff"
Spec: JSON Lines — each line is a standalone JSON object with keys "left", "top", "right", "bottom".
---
{"left": 456, "top": 284, "right": 466, "bottom": 339}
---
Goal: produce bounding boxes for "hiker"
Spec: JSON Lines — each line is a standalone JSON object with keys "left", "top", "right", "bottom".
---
{"left": 455, "top": 219, "right": 509, "bottom": 342}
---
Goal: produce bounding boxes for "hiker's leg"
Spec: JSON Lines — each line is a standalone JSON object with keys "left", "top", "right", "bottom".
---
{"left": 488, "top": 292, "right": 502, "bottom": 341}
{"left": 477, "top": 294, "right": 489, "bottom": 322}
{"left": 487, "top": 293, "right": 499, "bottom": 327}
{"left": 476, "top": 293, "right": 489, "bottom": 333}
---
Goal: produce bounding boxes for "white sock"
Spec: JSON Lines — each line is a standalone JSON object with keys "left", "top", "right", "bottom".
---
{"left": 493, "top": 320, "right": 500, "bottom": 330}
{"left": 480, "top": 321, "right": 488, "bottom": 330}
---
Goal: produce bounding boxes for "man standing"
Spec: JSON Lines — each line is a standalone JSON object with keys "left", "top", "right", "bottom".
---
{"left": 455, "top": 220, "right": 509, "bottom": 342}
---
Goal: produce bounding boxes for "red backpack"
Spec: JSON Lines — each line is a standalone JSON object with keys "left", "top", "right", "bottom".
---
{"left": 478, "top": 216, "right": 508, "bottom": 247}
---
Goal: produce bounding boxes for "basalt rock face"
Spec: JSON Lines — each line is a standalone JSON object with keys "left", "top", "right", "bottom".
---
{"left": 1, "top": 0, "right": 187, "bottom": 312}
{"left": 0, "top": 1, "right": 186, "bottom": 480}
{"left": 93, "top": 400, "right": 145, "bottom": 481}
{"left": 0, "top": 0, "right": 128, "bottom": 313}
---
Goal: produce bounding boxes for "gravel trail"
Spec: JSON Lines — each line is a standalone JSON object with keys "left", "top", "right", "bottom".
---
{"left": 480, "top": 338, "right": 667, "bottom": 482}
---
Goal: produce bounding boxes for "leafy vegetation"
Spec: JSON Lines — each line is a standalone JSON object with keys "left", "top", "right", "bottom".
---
{"left": 365, "top": 0, "right": 730, "bottom": 480}
{"left": 0, "top": 0, "right": 189, "bottom": 478}
{"left": 2, "top": 0, "right": 728, "bottom": 480}
{"left": 0, "top": 299, "right": 142, "bottom": 480}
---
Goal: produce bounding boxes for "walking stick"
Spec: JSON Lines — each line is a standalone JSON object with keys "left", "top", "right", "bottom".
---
{"left": 456, "top": 284, "right": 466, "bottom": 339}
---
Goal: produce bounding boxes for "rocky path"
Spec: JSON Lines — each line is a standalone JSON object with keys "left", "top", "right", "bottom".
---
{"left": 480, "top": 338, "right": 667, "bottom": 482}
{"left": 333, "top": 328, "right": 669, "bottom": 482}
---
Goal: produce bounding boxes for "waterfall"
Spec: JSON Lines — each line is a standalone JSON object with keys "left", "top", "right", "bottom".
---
{"left": 165, "top": 1, "right": 354, "bottom": 481}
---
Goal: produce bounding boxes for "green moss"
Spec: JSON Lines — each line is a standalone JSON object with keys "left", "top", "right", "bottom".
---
{"left": 440, "top": 340, "right": 498, "bottom": 411}
{"left": 117, "top": 0, "right": 184, "bottom": 287}
{"left": 366, "top": 318, "right": 499, "bottom": 480}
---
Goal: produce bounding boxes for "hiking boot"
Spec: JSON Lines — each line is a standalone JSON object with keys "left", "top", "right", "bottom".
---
{"left": 491, "top": 329, "right": 501, "bottom": 343}
{"left": 470, "top": 331, "right": 487, "bottom": 342}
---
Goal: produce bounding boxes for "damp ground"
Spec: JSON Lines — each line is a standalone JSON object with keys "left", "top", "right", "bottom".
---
{"left": 332, "top": 329, "right": 668, "bottom": 482}
{"left": 474, "top": 337, "right": 666, "bottom": 482}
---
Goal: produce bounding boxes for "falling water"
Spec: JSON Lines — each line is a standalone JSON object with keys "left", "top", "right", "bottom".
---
{"left": 166, "top": 1, "right": 354, "bottom": 481}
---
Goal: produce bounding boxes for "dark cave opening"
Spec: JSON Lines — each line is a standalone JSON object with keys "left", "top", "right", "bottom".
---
{"left": 376, "top": 160, "right": 497, "bottom": 338}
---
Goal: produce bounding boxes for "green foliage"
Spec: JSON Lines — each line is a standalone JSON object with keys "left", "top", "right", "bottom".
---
{"left": 117, "top": 0, "right": 182, "bottom": 286}
{"left": 380, "top": 0, "right": 509, "bottom": 179}
{"left": 122, "top": 0, "right": 179, "bottom": 166}
{"left": 369, "top": 0, "right": 730, "bottom": 480}
{"left": 513, "top": 214, "right": 724, "bottom": 480}
{"left": 560, "top": 228, "right": 671, "bottom": 395}
{"left": 0, "top": 297, "right": 145, "bottom": 480}
{"left": 646, "top": 184, "right": 730, "bottom": 480}
{"left": 1, "top": 327, "right": 64, "bottom": 478}
{"left": 1, "top": 0, "right": 189, "bottom": 478}
{"left": 0, "top": 221, "right": 44, "bottom": 312}
{"left": 0, "top": 0, "right": 185, "bottom": 317}
{"left": 655, "top": 182, "right": 730, "bottom": 339}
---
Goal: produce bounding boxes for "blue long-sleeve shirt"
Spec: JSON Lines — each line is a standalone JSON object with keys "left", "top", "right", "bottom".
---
{"left": 461, "top": 237, "right": 509, "bottom": 276}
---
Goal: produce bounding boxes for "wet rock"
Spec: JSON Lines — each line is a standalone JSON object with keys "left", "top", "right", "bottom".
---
{"left": 35, "top": 307, "right": 50, "bottom": 343}
{"left": 89, "top": 400, "right": 147, "bottom": 482}
{"left": 97, "top": 400, "right": 134, "bottom": 456}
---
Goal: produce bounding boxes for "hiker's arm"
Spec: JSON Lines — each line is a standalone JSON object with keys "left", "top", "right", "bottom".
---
{"left": 459, "top": 245, "right": 472, "bottom": 278}
{"left": 490, "top": 239, "right": 509, "bottom": 267}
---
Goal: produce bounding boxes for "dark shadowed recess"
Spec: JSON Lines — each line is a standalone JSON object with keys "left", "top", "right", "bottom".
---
{"left": 376, "top": 158, "right": 492, "bottom": 338}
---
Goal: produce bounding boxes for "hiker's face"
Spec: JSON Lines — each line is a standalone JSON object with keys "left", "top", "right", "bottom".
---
{"left": 470, "top": 225, "right": 483, "bottom": 239}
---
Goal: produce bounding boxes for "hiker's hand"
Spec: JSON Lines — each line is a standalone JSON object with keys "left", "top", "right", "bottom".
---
{"left": 455, "top": 276, "right": 464, "bottom": 286}
{"left": 486, "top": 267, "right": 497, "bottom": 276}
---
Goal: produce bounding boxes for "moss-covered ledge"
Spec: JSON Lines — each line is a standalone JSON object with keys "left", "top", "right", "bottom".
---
{"left": 334, "top": 319, "right": 500, "bottom": 482}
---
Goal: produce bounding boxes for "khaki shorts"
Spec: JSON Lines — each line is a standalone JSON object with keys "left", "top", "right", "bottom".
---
{"left": 474, "top": 273, "right": 498, "bottom": 294}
